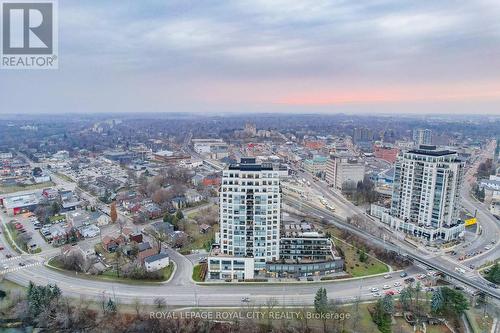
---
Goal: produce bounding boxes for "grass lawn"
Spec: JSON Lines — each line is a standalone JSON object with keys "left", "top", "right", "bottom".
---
{"left": 0, "top": 181, "right": 55, "bottom": 194}
{"left": 0, "top": 279, "right": 27, "bottom": 312}
{"left": 323, "top": 226, "right": 389, "bottom": 277}
{"left": 55, "top": 172, "right": 75, "bottom": 183}
{"left": 48, "top": 257, "right": 174, "bottom": 284}
{"left": 49, "top": 215, "right": 66, "bottom": 223}
{"left": 3, "top": 223, "right": 25, "bottom": 253}
{"left": 179, "top": 221, "right": 217, "bottom": 254}
{"left": 192, "top": 264, "right": 205, "bottom": 282}
{"left": 333, "top": 237, "right": 388, "bottom": 277}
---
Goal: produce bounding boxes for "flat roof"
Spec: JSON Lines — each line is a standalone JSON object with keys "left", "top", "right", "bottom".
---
{"left": 144, "top": 252, "right": 169, "bottom": 263}
{"left": 407, "top": 145, "right": 456, "bottom": 157}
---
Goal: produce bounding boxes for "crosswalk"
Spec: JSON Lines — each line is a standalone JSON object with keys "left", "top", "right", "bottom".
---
{"left": 1, "top": 261, "right": 42, "bottom": 274}
{"left": 0, "top": 254, "right": 27, "bottom": 264}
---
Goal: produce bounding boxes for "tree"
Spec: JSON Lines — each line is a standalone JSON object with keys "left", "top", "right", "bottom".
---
{"left": 430, "top": 287, "right": 469, "bottom": 317}
{"left": 163, "top": 213, "right": 173, "bottom": 223}
{"left": 371, "top": 299, "right": 392, "bottom": 333}
{"left": 441, "top": 287, "right": 469, "bottom": 317}
{"left": 431, "top": 288, "right": 444, "bottom": 314}
{"left": 381, "top": 294, "right": 394, "bottom": 315}
{"left": 110, "top": 202, "right": 118, "bottom": 224}
{"left": 314, "top": 287, "right": 329, "bottom": 332}
{"left": 485, "top": 262, "right": 500, "bottom": 284}
{"left": 175, "top": 209, "right": 184, "bottom": 220}
{"left": 105, "top": 298, "right": 117, "bottom": 313}
{"left": 51, "top": 201, "right": 60, "bottom": 215}
{"left": 154, "top": 297, "right": 166, "bottom": 309}
{"left": 399, "top": 286, "right": 414, "bottom": 311}
{"left": 359, "top": 249, "right": 368, "bottom": 263}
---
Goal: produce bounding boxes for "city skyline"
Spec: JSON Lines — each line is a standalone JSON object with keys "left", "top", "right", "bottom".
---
{"left": 1, "top": 0, "right": 500, "bottom": 114}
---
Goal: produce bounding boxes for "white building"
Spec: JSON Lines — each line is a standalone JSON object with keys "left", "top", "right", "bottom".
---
{"left": 144, "top": 253, "right": 170, "bottom": 272}
{"left": 325, "top": 153, "right": 365, "bottom": 190}
{"left": 412, "top": 129, "right": 432, "bottom": 146}
{"left": 209, "top": 158, "right": 281, "bottom": 279}
{"left": 387, "top": 145, "right": 465, "bottom": 242}
{"left": 192, "top": 139, "right": 227, "bottom": 154}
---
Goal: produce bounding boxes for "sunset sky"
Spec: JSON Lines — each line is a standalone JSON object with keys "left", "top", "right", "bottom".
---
{"left": 1, "top": 0, "right": 500, "bottom": 114}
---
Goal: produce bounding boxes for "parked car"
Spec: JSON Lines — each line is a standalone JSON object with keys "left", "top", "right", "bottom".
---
{"left": 404, "top": 277, "right": 415, "bottom": 283}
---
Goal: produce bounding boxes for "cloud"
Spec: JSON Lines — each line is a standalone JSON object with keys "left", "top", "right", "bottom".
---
{"left": 1, "top": 0, "right": 500, "bottom": 114}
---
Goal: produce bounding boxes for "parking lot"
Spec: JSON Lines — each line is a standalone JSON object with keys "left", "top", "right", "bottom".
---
{"left": 0, "top": 210, "right": 51, "bottom": 254}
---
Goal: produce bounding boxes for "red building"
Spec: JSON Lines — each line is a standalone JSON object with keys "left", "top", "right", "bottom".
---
{"left": 304, "top": 140, "right": 326, "bottom": 150}
{"left": 202, "top": 174, "right": 221, "bottom": 187}
{"left": 373, "top": 144, "right": 399, "bottom": 163}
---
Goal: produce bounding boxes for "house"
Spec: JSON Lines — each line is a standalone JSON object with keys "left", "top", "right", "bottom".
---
{"left": 199, "top": 223, "right": 211, "bottom": 234}
{"left": 138, "top": 241, "right": 152, "bottom": 252}
{"left": 185, "top": 189, "right": 203, "bottom": 204}
{"left": 66, "top": 210, "right": 93, "bottom": 229}
{"left": 144, "top": 253, "right": 170, "bottom": 272}
{"left": 49, "top": 224, "right": 71, "bottom": 246}
{"left": 138, "top": 247, "right": 158, "bottom": 264}
{"left": 171, "top": 196, "right": 187, "bottom": 209}
{"left": 191, "top": 174, "right": 204, "bottom": 186}
{"left": 96, "top": 214, "right": 110, "bottom": 226}
{"left": 129, "top": 232, "right": 143, "bottom": 243}
{"left": 151, "top": 221, "right": 174, "bottom": 236}
{"left": 140, "top": 202, "right": 163, "bottom": 219}
{"left": 102, "top": 235, "right": 119, "bottom": 252}
{"left": 80, "top": 224, "right": 100, "bottom": 238}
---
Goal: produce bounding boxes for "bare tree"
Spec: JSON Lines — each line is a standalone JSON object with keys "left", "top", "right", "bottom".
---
{"left": 154, "top": 297, "right": 166, "bottom": 310}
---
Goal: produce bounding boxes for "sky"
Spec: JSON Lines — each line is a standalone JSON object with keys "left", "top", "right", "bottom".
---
{"left": 1, "top": 0, "right": 500, "bottom": 115}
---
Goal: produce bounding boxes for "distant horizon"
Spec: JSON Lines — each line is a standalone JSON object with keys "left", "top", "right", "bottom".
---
{"left": 1, "top": 1, "right": 500, "bottom": 114}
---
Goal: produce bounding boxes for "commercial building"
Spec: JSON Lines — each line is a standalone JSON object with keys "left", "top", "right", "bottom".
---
{"left": 192, "top": 139, "right": 228, "bottom": 155}
{"left": 303, "top": 156, "right": 328, "bottom": 177}
{"left": 325, "top": 153, "right": 365, "bottom": 190}
{"left": 413, "top": 129, "right": 432, "bottom": 146}
{"left": 372, "top": 145, "right": 465, "bottom": 243}
{"left": 373, "top": 143, "right": 399, "bottom": 163}
{"left": 2, "top": 193, "right": 39, "bottom": 216}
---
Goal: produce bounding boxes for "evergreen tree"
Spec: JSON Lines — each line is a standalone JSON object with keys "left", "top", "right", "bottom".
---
{"left": 106, "top": 298, "right": 117, "bottom": 313}
{"left": 175, "top": 209, "right": 184, "bottom": 220}
{"left": 382, "top": 294, "right": 394, "bottom": 315}
{"left": 431, "top": 288, "right": 444, "bottom": 314}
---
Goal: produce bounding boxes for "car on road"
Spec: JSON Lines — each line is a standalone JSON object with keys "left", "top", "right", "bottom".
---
{"left": 241, "top": 297, "right": 250, "bottom": 303}
{"left": 399, "top": 272, "right": 408, "bottom": 277}
{"left": 372, "top": 292, "right": 382, "bottom": 297}
{"left": 18, "top": 262, "right": 26, "bottom": 267}
{"left": 383, "top": 274, "right": 392, "bottom": 279}
{"left": 2, "top": 264, "right": 8, "bottom": 270}
{"left": 394, "top": 282, "right": 401, "bottom": 287}
{"left": 370, "top": 287, "right": 379, "bottom": 292}
{"left": 488, "top": 283, "right": 498, "bottom": 289}
{"left": 484, "top": 246, "right": 491, "bottom": 250}
{"left": 5, "top": 254, "right": 12, "bottom": 258}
